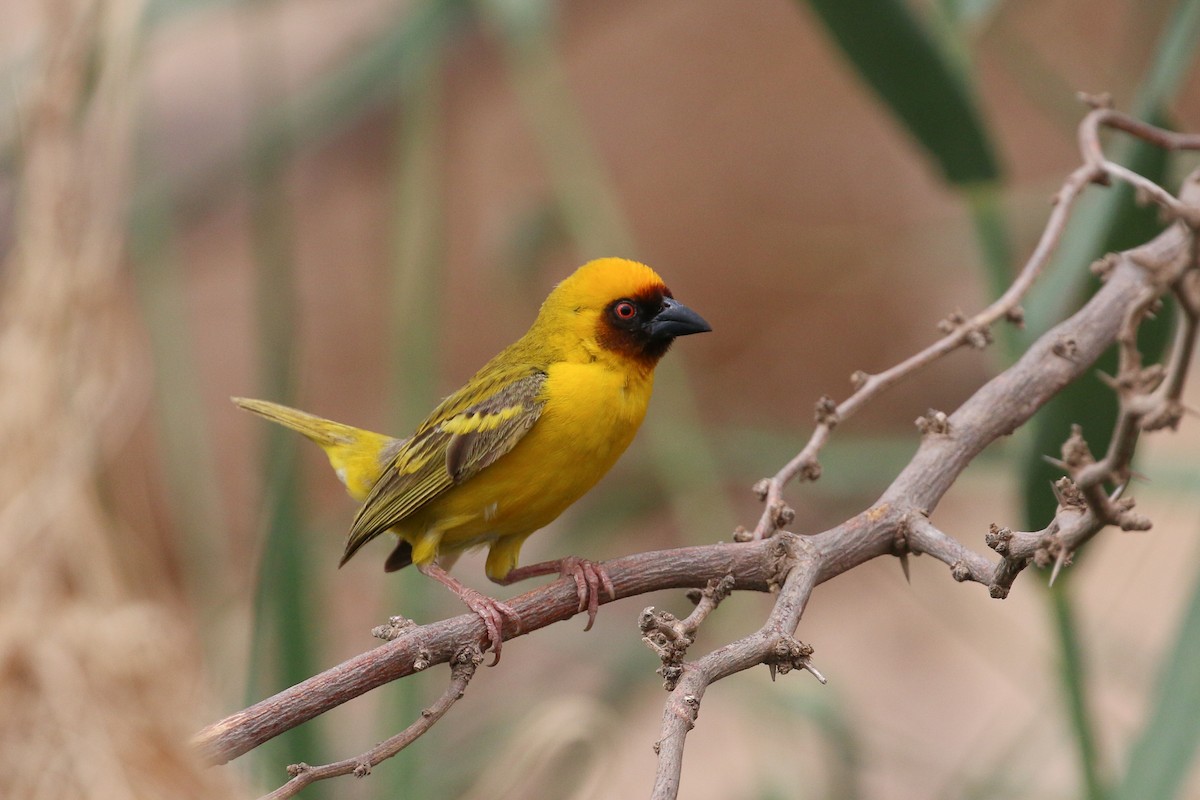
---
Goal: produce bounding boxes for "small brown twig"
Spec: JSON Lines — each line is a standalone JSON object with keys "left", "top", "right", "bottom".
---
{"left": 640, "top": 575, "right": 737, "bottom": 690}
{"left": 259, "top": 645, "right": 484, "bottom": 800}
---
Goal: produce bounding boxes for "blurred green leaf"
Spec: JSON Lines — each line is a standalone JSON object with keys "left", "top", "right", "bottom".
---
{"left": 936, "top": 0, "right": 1003, "bottom": 30}
{"left": 801, "top": 0, "right": 1000, "bottom": 185}
{"left": 1113, "top": 554, "right": 1200, "bottom": 800}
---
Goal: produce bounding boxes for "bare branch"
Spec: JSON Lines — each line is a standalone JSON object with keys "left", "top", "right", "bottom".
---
{"left": 194, "top": 111, "right": 1200, "bottom": 799}
{"left": 260, "top": 646, "right": 484, "bottom": 800}
{"left": 749, "top": 106, "right": 1200, "bottom": 540}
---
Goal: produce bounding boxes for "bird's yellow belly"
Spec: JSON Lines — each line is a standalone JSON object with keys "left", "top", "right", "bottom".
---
{"left": 400, "top": 360, "right": 652, "bottom": 557}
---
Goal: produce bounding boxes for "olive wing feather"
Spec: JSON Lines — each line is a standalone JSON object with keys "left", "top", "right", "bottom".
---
{"left": 340, "top": 371, "right": 548, "bottom": 566}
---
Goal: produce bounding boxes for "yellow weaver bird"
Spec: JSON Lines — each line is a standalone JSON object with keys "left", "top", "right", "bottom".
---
{"left": 235, "top": 258, "right": 710, "bottom": 660}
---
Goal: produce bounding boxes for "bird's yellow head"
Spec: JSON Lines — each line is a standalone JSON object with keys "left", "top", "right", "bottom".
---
{"left": 536, "top": 258, "right": 711, "bottom": 367}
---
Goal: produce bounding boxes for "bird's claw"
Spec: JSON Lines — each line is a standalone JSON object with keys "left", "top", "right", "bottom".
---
{"left": 460, "top": 589, "right": 522, "bottom": 665}
{"left": 559, "top": 556, "right": 616, "bottom": 631}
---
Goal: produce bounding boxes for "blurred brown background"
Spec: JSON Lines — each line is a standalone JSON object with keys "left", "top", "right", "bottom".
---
{"left": 2, "top": 0, "right": 1199, "bottom": 798}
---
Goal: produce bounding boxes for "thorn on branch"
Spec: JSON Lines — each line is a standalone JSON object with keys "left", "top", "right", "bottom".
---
{"left": 766, "top": 635, "right": 826, "bottom": 684}
{"left": 915, "top": 409, "right": 951, "bottom": 436}
{"left": 893, "top": 518, "right": 912, "bottom": 584}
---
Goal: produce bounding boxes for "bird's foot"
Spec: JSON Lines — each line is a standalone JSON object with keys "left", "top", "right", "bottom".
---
{"left": 418, "top": 562, "right": 522, "bottom": 664}
{"left": 495, "top": 555, "right": 615, "bottom": 631}
{"left": 557, "top": 557, "right": 616, "bottom": 631}
{"left": 457, "top": 587, "right": 522, "bottom": 665}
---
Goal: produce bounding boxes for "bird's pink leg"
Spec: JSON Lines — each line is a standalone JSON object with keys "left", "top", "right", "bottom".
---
{"left": 495, "top": 557, "right": 616, "bottom": 631}
{"left": 417, "top": 563, "right": 522, "bottom": 665}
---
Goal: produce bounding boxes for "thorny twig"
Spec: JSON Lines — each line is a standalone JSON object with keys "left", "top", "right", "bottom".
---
{"left": 656, "top": 105, "right": 1200, "bottom": 796}
{"left": 747, "top": 99, "right": 1200, "bottom": 541}
{"left": 196, "top": 108, "right": 1200, "bottom": 800}
{"left": 640, "top": 575, "right": 737, "bottom": 690}
{"left": 259, "top": 646, "right": 484, "bottom": 800}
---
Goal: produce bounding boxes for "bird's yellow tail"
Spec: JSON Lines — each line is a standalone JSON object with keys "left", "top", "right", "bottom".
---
{"left": 232, "top": 397, "right": 399, "bottom": 501}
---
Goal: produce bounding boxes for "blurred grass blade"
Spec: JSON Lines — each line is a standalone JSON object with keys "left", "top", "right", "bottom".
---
{"left": 128, "top": 123, "right": 233, "bottom": 649}
{"left": 380, "top": 54, "right": 447, "bottom": 800}
{"left": 936, "top": 0, "right": 1003, "bottom": 30}
{"left": 1113, "top": 553, "right": 1200, "bottom": 800}
{"left": 801, "top": 0, "right": 1000, "bottom": 185}
{"left": 239, "top": 9, "right": 326, "bottom": 789}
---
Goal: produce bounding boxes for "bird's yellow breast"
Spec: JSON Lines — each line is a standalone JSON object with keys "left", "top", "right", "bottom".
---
{"left": 399, "top": 359, "right": 653, "bottom": 553}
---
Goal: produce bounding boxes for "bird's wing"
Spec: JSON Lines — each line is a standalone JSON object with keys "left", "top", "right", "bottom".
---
{"left": 340, "top": 370, "right": 548, "bottom": 566}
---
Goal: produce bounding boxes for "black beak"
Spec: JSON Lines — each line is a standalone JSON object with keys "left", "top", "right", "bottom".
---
{"left": 644, "top": 298, "right": 712, "bottom": 340}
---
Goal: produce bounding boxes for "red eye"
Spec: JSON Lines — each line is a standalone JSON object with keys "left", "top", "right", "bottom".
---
{"left": 614, "top": 300, "right": 637, "bottom": 320}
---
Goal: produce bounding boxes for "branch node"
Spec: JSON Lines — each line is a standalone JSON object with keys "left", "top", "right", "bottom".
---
{"left": 1142, "top": 399, "right": 1184, "bottom": 431}
{"left": 951, "top": 560, "right": 971, "bottom": 582}
{"left": 937, "top": 310, "right": 994, "bottom": 348}
{"left": 766, "top": 635, "right": 825, "bottom": 684}
{"left": 732, "top": 525, "right": 753, "bottom": 543}
{"left": 797, "top": 459, "right": 822, "bottom": 482}
{"left": 1052, "top": 337, "right": 1079, "bottom": 361}
{"left": 752, "top": 479, "right": 770, "bottom": 501}
{"left": 286, "top": 763, "right": 310, "bottom": 778}
{"left": 814, "top": 395, "right": 840, "bottom": 427}
{"left": 771, "top": 501, "right": 796, "bottom": 529}
{"left": 413, "top": 648, "right": 432, "bottom": 672}
{"left": 915, "top": 409, "right": 951, "bottom": 435}
{"left": 1051, "top": 477, "right": 1086, "bottom": 509}
{"left": 985, "top": 523, "right": 1012, "bottom": 555}
{"left": 1077, "top": 91, "right": 1114, "bottom": 109}
{"left": 1060, "top": 424, "right": 1095, "bottom": 469}
{"left": 372, "top": 615, "right": 418, "bottom": 642}
{"left": 850, "top": 369, "right": 870, "bottom": 389}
